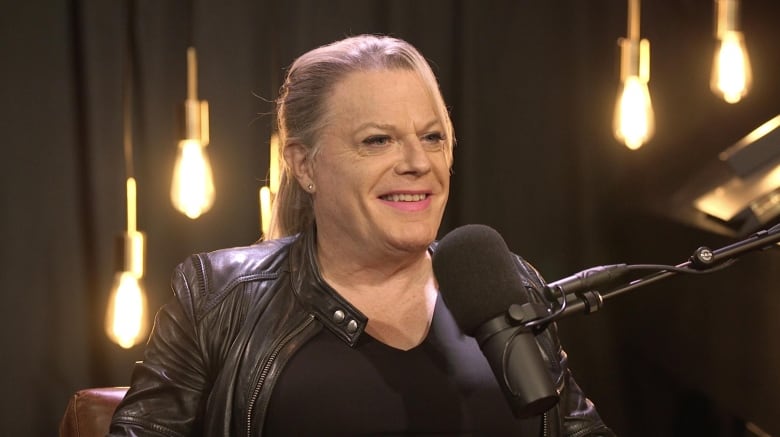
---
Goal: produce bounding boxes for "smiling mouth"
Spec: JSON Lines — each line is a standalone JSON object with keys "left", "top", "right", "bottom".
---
{"left": 380, "top": 193, "right": 429, "bottom": 202}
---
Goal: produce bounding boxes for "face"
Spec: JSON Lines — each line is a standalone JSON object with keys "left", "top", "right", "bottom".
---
{"left": 299, "top": 69, "right": 451, "bottom": 261}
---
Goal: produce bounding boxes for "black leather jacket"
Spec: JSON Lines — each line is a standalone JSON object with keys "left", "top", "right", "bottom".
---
{"left": 109, "top": 229, "right": 614, "bottom": 436}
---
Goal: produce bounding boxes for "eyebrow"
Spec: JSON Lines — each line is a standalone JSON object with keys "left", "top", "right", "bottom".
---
{"left": 354, "top": 119, "right": 442, "bottom": 132}
{"left": 355, "top": 122, "right": 395, "bottom": 131}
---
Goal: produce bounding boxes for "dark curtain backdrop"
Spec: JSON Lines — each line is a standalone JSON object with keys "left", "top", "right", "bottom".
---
{"left": 2, "top": 1, "right": 780, "bottom": 435}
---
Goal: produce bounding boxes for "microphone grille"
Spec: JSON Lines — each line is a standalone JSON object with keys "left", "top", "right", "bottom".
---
{"left": 433, "top": 224, "right": 528, "bottom": 335}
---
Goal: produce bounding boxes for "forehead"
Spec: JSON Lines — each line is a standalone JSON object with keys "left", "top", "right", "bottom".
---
{"left": 324, "top": 69, "right": 438, "bottom": 124}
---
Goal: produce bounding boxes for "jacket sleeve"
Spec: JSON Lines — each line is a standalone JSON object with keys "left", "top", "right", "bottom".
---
{"left": 543, "top": 323, "right": 616, "bottom": 436}
{"left": 515, "top": 256, "right": 617, "bottom": 437}
{"left": 108, "top": 258, "right": 208, "bottom": 437}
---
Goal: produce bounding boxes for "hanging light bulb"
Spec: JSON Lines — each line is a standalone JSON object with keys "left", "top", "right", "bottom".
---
{"left": 106, "top": 271, "right": 148, "bottom": 349}
{"left": 259, "top": 132, "right": 280, "bottom": 237}
{"left": 613, "top": 0, "right": 655, "bottom": 150}
{"left": 614, "top": 39, "right": 654, "bottom": 150}
{"left": 171, "top": 137, "right": 215, "bottom": 219}
{"left": 711, "top": 0, "right": 752, "bottom": 103}
{"left": 107, "top": 1, "right": 148, "bottom": 349}
{"left": 171, "top": 47, "right": 215, "bottom": 219}
{"left": 106, "top": 177, "right": 149, "bottom": 349}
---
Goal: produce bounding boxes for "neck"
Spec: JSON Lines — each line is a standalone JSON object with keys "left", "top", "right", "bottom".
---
{"left": 319, "top": 246, "right": 431, "bottom": 289}
{"left": 316, "top": 235, "right": 438, "bottom": 351}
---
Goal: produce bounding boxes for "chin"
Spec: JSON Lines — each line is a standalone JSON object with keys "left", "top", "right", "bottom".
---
{"left": 388, "top": 226, "right": 438, "bottom": 252}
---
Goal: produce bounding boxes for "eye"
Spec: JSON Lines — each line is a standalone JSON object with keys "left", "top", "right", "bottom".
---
{"left": 421, "top": 132, "right": 445, "bottom": 149}
{"left": 362, "top": 135, "right": 393, "bottom": 147}
{"left": 422, "top": 132, "right": 444, "bottom": 142}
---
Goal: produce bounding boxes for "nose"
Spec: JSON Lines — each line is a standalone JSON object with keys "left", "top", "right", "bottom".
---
{"left": 395, "top": 137, "right": 432, "bottom": 176}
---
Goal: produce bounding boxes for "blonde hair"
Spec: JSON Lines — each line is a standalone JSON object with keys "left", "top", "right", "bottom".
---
{"left": 267, "top": 34, "right": 454, "bottom": 239}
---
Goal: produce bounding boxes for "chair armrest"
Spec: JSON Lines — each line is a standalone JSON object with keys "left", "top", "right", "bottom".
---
{"left": 59, "top": 387, "right": 129, "bottom": 437}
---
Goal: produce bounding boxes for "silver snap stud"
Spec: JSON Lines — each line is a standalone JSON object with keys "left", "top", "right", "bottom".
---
{"left": 346, "top": 320, "right": 358, "bottom": 333}
{"left": 333, "top": 310, "right": 346, "bottom": 323}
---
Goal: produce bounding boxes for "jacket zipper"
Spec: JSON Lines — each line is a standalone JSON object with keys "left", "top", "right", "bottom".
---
{"left": 245, "top": 314, "right": 315, "bottom": 437}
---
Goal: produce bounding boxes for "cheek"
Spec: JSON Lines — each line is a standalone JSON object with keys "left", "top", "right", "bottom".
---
{"left": 432, "top": 153, "right": 451, "bottom": 182}
{"left": 317, "top": 162, "right": 369, "bottom": 204}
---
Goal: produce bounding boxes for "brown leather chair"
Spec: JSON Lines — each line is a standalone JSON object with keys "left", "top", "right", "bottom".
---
{"left": 59, "top": 387, "right": 128, "bottom": 437}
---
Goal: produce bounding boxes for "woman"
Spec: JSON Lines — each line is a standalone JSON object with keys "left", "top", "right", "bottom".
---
{"left": 109, "top": 34, "right": 613, "bottom": 436}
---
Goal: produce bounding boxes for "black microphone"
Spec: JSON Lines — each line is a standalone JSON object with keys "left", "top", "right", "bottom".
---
{"left": 432, "top": 224, "right": 559, "bottom": 418}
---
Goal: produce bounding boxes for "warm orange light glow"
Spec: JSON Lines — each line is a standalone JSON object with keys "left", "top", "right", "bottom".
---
{"left": 171, "top": 47, "right": 215, "bottom": 219}
{"left": 614, "top": 1, "right": 654, "bottom": 150}
{"left": 127, "top": 177, "right": 137, "bottom": 232}
{"left": 106, "top": 179, "right": 149, "bottom": 349}
{"left": 171, "top": 139, "right": 215, "bottom": 219}
{"left": 614, "top": 75, "right": 655, "bottom": 150}
{"left": 711, "top": 0, "right": 752, "bottom": 103}
{"left": 105, "top": 271, "right": 148, "bottom": 349}
{"left": 711, "top": 30, "right": 752, "bottom": 104}
{"left": 269, "top": 132, "right": 280, "bottom": 195}
{"left": 125, "top": 178, "right": 144, "bottom": 276}
{"left": 259, "top": 132, "right": 281, "bottom": 237}
{"left": 260, "top": 186, "right": 272, "bottom": 237}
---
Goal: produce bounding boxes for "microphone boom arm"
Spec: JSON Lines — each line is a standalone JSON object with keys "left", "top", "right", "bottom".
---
{"left": 535, "top": 224, "right": 780, "bottom": 326}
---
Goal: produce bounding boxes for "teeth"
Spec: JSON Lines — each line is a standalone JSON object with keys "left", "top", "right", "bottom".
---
{"left": 382, "top": 193, "right": 428, "bottom": 202}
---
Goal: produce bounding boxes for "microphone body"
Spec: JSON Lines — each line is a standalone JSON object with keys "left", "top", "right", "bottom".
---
{"left": 476, "top": 313, "right": 560, "bottom": 417}
{"left": 433, "top": 224, "right": 559, "bottom": 418}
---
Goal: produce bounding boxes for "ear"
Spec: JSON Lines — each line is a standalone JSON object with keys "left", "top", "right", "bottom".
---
{"left": 283, "top": 142, "right": 314, "bottom": 189}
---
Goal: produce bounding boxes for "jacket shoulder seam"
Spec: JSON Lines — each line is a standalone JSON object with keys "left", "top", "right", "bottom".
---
{"left": 187, "top": 239, "right": 294, "bottom": 322}
{"left": 197, "top": 270, "right": 279, "bottom": 322}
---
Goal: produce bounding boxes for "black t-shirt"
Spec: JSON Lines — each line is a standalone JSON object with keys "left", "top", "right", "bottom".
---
{"left": 263, "top": 295, "right": 542, "bottom": 436}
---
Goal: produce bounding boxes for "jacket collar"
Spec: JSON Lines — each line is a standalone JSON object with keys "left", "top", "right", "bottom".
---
{"left": 287, "top": 226, "right": 368, "bottom": 347}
